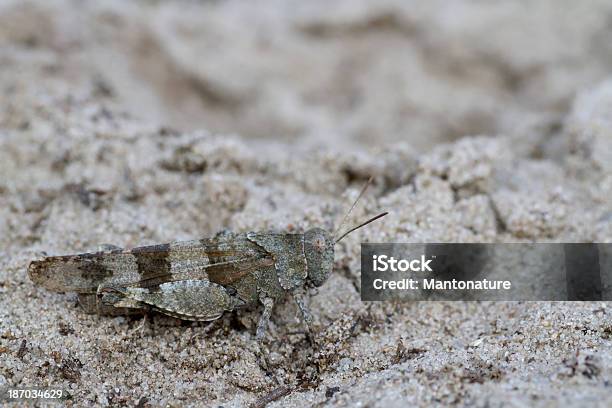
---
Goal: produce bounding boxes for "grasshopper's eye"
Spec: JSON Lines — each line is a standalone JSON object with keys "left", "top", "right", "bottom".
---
{"left": 304, "top": 228, "right": 334, "bottom": 287}
{"left": 313, "top": 237, "right": 325, "bottom": 252}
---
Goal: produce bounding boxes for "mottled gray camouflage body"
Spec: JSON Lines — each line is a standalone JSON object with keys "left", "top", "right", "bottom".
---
{"left": 28, "top": 228, "right": 335, "bottom": 336}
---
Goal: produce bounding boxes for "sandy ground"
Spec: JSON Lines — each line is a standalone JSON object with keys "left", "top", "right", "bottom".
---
{"left": 1, "top": 0, "right": 612, "bottom": 406}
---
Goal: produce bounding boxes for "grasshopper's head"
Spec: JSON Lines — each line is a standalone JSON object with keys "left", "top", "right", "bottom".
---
{"left": 304, "top": 178, "right": 388, "bottom": 287}
{"left": 304, "top": 228, "right": 334, "bottom": 287}
{"left": 304, "top": 212, "right": 388, "bottom": 287}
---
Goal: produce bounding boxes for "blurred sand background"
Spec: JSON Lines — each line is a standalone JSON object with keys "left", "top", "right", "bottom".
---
{"left": 1, "top": 0, "right": 612, "bottom": 406}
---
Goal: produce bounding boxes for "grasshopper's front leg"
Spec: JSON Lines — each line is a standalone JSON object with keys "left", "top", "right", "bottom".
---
{"left": 256, "top": 296, "right": 274, "bottom": 340}
{"left": 293, "top": 289, "right": 313, "bottom": 330}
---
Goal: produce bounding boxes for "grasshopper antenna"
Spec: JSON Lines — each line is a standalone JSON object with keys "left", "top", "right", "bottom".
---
{"left": 334, "top": 212, "right": 388, "bottom": 244}
{"left": 333, "top": 176, "right": 374, "bottom": 240}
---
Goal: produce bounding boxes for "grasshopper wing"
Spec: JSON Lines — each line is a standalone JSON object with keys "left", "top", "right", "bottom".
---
{"left": 28, "top": 234, "right": 270, "bottom": 293}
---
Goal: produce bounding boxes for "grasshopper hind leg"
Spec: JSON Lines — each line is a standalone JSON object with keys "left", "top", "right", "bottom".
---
{"left": 120, "top": 280, "right": 242, "bottom": 322}
{"left": 97, "top": 285, "right": 146, "bottom": 309}
{"left": 76, "top": 293, "right": 145, "bottom": 316}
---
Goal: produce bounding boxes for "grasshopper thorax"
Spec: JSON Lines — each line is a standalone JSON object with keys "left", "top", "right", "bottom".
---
{"left": 304, "top": 228, "right": 334, "bottom": 287}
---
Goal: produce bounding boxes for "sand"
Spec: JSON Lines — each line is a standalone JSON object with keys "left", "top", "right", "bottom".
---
{"left": 1, "top": 0, "right": 611, "bottom": 406}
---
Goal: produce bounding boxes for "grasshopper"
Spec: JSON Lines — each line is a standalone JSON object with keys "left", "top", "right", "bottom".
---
{"left": 28, "top": 182, "right": 387, "bottom": 338}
